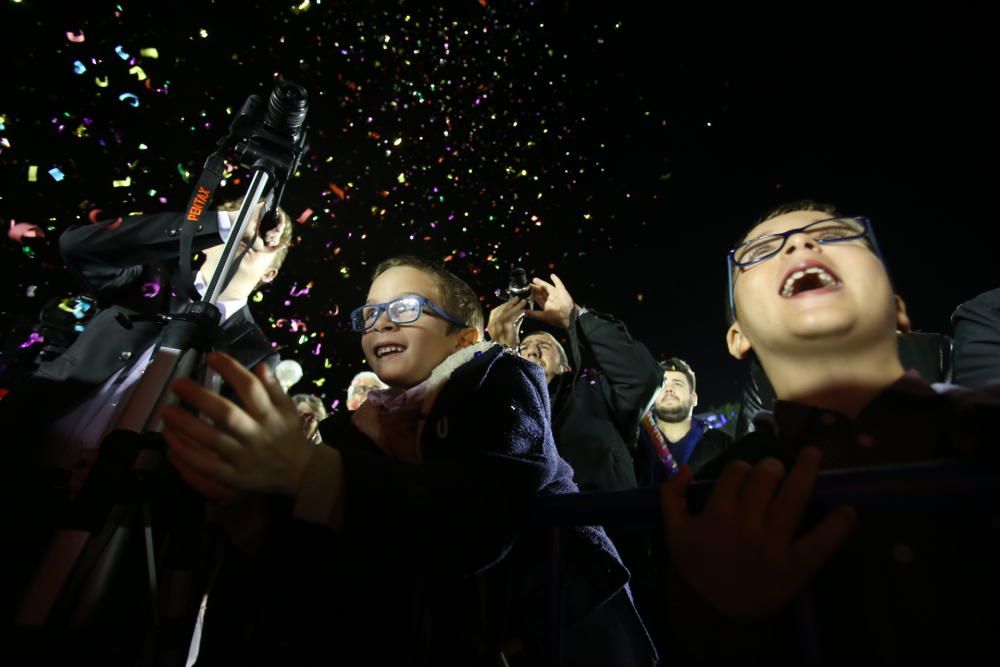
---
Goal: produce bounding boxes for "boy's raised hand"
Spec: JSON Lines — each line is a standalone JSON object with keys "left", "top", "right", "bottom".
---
{"left": 162, "top": 352, "right": 314, "bottom": 497}
{"left": 524, "top": 273, "right": 576, "bottom": 329}
{"left": 660, "top": 447, "right": 856, "bottom": 618}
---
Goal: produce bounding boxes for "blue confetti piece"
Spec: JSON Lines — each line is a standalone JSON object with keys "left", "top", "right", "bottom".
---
{"left": 115, "top": 45, "right": 131, "bottom": 60}
{"left": 118, "top": 92, "right": 140, "bottom": 107}
{"left": 48, "top": 167, "right": 65, "bottom": 181}
{"left": 73, "top": 60, "right": 87, "bottom": 74}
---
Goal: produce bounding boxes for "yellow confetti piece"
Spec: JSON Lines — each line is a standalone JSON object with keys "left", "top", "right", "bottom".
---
{"left": 128, "top": 66, "right": 147, "bottom": 80}
{"left": 198, "top": 28, "right": 208, "bottom": 38}
{"left": 28, "top": 165, "right": 38, "bottom": 182}
{"left": 396, "top": 172, "right": 406, "bottom": 183}
{"left": 139, "top": 47, "right": 159, "bottom": 59}
{"left": 95, "top": 76, "right": 109, "bottom": 88}
{"left": 112, "top": 176, "right": 132, "bottom": 188}
{"left": 253, "top": 291, "right": 264, "bottom": 302}
{"left": 313, "top": 377, "right": 326, "bottom": 387}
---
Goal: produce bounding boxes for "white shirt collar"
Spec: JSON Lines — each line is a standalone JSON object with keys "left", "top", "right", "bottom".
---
{"left": 193, "top": 272, "right": 247, "bottom": 323}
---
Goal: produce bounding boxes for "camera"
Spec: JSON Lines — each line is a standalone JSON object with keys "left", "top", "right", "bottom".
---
{"left": 507, "top": 267, "right": 533, "bottom": 303}
{"left": 229, "top": 81, "right": 309, "bottom": 175}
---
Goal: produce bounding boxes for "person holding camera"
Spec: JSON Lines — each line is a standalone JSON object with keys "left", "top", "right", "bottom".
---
{"left": 488, "top": 272, "right": 662, "bottom": 493}
{"left": 0, "top": 199, "right": 292, "bottom": 625}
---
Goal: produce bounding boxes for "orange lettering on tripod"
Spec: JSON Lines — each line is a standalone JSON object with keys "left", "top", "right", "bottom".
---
{"left": 186, "top": 187, "right": 212, "bottom": 221}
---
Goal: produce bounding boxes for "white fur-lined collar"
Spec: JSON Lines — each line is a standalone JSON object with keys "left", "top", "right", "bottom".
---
{"left": 424, "top": 340, "right": 500, "bottom": 392}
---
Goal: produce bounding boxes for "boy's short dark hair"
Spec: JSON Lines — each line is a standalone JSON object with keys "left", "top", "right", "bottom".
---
{"left": 372, "top": 256, "right": 485, "bottom": 334}
{"left": 659, "top": 357, "right": 696, "bottom": 392}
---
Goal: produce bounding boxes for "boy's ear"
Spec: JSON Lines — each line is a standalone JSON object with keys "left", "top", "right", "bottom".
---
{"left": 454, "top": 327, "right": 480, "bottom": 350}
{"left": 726, "top": 321, "right": 753, "bottom": 360}
{"left": 260, "top": 268, "right": 278, "bottom": 284}
{"left": 894, "top": 295, "right": 912, "bottom": 333}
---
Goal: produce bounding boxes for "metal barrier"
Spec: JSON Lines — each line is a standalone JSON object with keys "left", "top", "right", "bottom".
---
{"left": 528, "top": 457, "right": 1000, "bottom": 666}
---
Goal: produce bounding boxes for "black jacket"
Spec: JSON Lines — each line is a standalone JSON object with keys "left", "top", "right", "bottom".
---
{"left": 1, "top": 211, "right": 275, "bottom": 445}
{"left": 548, "top": 309, "right": 662, "bottom": 492}
{"left": 196, "top": 345, "right": 655, "bottom": 667}
{"left": 952, "top": 286, "right": 1000, "bottom": 388}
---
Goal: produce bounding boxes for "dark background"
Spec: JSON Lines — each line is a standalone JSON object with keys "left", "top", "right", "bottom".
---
{"left": 1, "top": 1, "right": 995, "bottom": 412}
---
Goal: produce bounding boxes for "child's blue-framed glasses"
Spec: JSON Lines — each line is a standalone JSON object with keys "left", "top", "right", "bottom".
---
{"left": 349, "top": 295, "right": 467, "bottom": 333}
{"left": 726, "top": 216, "right": 884, "bottom": 323}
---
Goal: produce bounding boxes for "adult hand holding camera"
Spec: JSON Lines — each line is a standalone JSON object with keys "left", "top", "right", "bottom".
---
{"left": 486, "top": 296, "right": 528, "bottom": 348}
{"left": 525, "top": 274, "right": 577, "bottom": 330}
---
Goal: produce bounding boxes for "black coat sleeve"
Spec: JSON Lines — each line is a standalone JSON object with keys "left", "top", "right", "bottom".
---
{"left": 570, "top": 309, "right": 663, "bottom": 441}
{"left": 952, "top": 287, "right": 1000, "bottom": 389}
{"left": 59, "top": 211, "right": 224, "bottom": 297}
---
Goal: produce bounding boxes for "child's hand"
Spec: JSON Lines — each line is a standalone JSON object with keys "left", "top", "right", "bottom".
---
{"left": 524, "top": 274, "right": 576, "bottom": 330}
{"left": 165, "top": 429, "right": 242, "bottom": 504}
{"left": 162, "top": 352, "right": 315, "bottom": 496}
{"left": 486, "top": 296, "right": 528, "bottom": 348}
{"left": 660, "top": 447, "right": 856, "bottom": 618}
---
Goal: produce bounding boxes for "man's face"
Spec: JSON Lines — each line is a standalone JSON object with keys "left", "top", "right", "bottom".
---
{"left": 296, "top": 402, "right": 320, "bottom": 440}
{"left": 360, "top": 266, "right": 471, "bottom": 389}
{"left": 200, "top": 218, "right": 287, "bottom": 300}
{"left": 728, "top": 210, "right": 907, "bottom": 360}
{"left": 519, "top": 333, "right": 566, "bottom": 384}
{"left": 654, "top": 371, "right": 696, "bottom": 422}
{"left": 347, "top": 380, "right": 384, "bottom": 411}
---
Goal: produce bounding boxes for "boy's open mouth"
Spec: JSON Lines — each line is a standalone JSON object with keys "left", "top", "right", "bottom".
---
{"left": 780, "top": 264, "right": 842, "bottom": 298}
{"left": 375, "top": 344, "right": 407, "bottom": 359}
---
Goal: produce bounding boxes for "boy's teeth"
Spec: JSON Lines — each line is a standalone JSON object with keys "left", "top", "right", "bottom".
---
{"left": 376, "top": 345, "right": 404, "bottom": 358}
{"left": 781, "top": 266, "right": 839, "bottom": 297}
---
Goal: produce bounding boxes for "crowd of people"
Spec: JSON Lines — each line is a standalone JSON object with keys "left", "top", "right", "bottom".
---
{"left": 1, "top": 198, "right": 997, "bottom": 666}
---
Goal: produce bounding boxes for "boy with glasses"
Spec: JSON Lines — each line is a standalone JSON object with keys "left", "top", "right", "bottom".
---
{"left": 162, "top": 255, "right": 655, "bottom": 666}
{"left": 659, "top": 201, "right": 999, "bottom": 664}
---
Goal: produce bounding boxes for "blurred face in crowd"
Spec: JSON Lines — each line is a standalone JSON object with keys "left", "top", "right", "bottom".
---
{"left": 296, "top": 401, "right": 322, "bottom": 440}
{"left": 347, "top": 376, "right": 387, "bottom": 411}
{"left": 654, "top": 371, "right": 697, "bottom": 423}
{"left": 518, "top": 332, "right": 568, "bottom": 384}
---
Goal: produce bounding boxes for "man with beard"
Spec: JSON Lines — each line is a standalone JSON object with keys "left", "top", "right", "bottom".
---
{"left": 645, "top": 358, "right": 732, "bottom": 479}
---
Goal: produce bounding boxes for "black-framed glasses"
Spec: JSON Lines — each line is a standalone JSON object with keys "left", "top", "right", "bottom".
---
{"left": 726, "top": 216, "right": 884, "bottom": 322}
{"left": 349, "top": 294, "right": 467, "bottom": 333}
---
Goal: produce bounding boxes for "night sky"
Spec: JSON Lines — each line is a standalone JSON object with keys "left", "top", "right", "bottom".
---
{"left": 1, "top": 1, "right": 995, "bottom": 412}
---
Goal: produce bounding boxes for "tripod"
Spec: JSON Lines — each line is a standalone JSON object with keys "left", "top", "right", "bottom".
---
{"left": 9, "top": 81, "right": 309, "bottom": 666}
